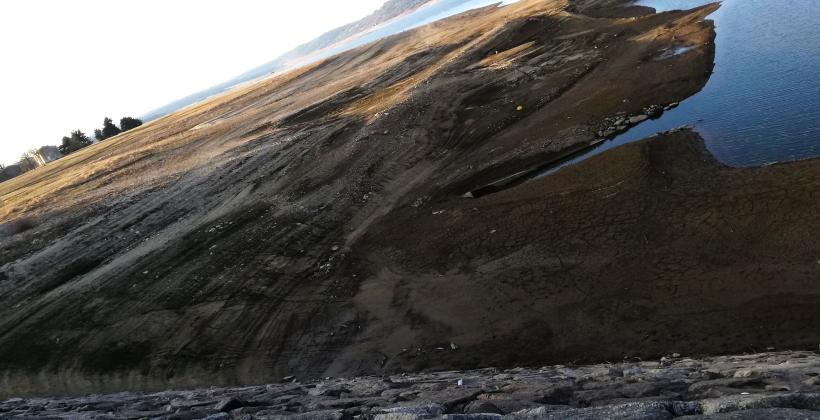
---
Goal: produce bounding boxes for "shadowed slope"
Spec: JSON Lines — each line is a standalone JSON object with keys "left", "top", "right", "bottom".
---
{"left": 0, "top": 0, "right": 736, "bottom": 397}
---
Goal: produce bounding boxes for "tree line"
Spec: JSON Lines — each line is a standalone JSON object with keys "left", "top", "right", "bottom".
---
{"left": 1, "top": 116, "right": 144, "bottom": 182}
{"left": 59, "top": 116, "right": 143, "bottom": 155}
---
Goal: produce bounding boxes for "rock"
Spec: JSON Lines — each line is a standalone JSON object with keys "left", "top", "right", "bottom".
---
{"left": 672, "top": 401, "right": 704, "bottom": 416}
{"left": 167, "top": 409, "right": 221, "bottom": 420}
{"left": 309, "top": 386, "right": 351, "bottom": 397}
{"left": 688, "top": 378, "right": 766, "bottom": 398}
{"left": 464, "top": 400, "right": 503, "bottom": 414}
{"left": 665, "top": 102, "right": 680, "bottom": 111}
{"left": 699, "top": 393, "right": 820, "bottom": 414}
{"left": 215, "top": 397, "right": 245, "bottom": 412}
{"left": 267, "top": 394, "right": 301, "bottom": 404}
{"left": 286, "top": 409, "right": 344, "bottom": 420}
{"left": 374, "top": 403, "right": 446, "bottom": 420}
{"left": 508, "top": 405, "right": 573, "bottom": 417}
{"left": 317, "top": 397, "right": 373, "bottom": 409}
{"left": 539, "top": 384, "right": 576, "bottom": 405}
{"left": 629, "top": 115, "right": 649, "bottom": 124}
{"left": 509, "top": 400, "right": 674, "bottom": 419}
{"left": 489, "top": 399, "right": 557, "bottom": 414}
{"left": 128, "top": 401, "right": 159, "bottom": 412}
{"left": 681, "top": 408, "right": 820, "bottom": 419}
{"left": 643, "top": 105, "right": 664, "bottom": 118}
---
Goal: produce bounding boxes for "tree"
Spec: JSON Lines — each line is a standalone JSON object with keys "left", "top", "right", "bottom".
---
{"left": 94, "top": 129, "right": 105, "bottom": 141}
{"left": 58, "top": 130, "right": 92, "bottom": 155}
{"left": 120, "top": 117, "right": 143, "bottom": 132}
{"left": 101, "top": 117, "right": 121, "bottom": 139}
{"left": 18, "top": 149, "right": 40, "bottom": 173}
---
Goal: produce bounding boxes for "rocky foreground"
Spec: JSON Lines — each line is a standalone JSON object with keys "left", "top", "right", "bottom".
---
{"left": 4, "top": 351, "right": 820, "bottom": 419}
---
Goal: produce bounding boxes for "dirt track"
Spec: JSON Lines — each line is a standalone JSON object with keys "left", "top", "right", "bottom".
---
{"left": 4, "top": 0, "right": 815, "bottom": 399}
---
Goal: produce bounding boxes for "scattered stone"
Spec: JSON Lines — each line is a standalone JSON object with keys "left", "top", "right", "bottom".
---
{"left": 629, "top": 115, "right": 649, "bottom": 124}
{"left": 375, "top": 403, "right": 446, "bottom": 420}
{"left": 464, "top": 400, "right": 504, "bottom": 414}
{"left": 665, "top": 102, "right": 680, "bottom": 111}
{"left": 215, "top": 397, "right": 245, "bottom": 412}
{"left": 700, "top": 393, "right": 820, "bottom": 415}
{"left": 644, "top": 104, "right": 664, "bottom": 118}
{"left": 309, "top": 386, "right": 352, "bottom": 398}
{"left": 4, "top": 352, "right": 820, "bottom": 419}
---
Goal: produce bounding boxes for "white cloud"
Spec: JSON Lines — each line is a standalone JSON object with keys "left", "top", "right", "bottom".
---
{"left": 0, "top": 0, "right": 385, "bottom": 165}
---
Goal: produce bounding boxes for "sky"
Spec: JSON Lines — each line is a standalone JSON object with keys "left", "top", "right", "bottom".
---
{"left": 0, "top": 0, "right": 386, "bottom": 165}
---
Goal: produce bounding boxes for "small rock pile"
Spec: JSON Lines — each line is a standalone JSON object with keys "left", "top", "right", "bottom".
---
{"left": 2, "top": 351, "right": 820, "bottom": 419}
{"left": 596, "top": 103, "right": 680, "bottom": 138}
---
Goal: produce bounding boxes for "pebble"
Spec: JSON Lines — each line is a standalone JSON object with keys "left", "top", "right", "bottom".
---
{"left": 629, "top": 115, "right": 649, "bottom": 124}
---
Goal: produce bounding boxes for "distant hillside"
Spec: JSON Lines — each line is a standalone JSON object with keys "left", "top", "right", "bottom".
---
{"left": 141, "top": 0, "right": 434, "bottom": 121}
{"left": 276, "top": 0, "right": 432, "bottom": 64}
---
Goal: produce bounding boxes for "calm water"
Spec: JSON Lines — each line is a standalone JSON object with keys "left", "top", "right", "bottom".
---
{"left": 554, "top": 0, "right": 820, "bottom": 169}
{"left": 316, "top": 0, "right": 519, "bottom": 63}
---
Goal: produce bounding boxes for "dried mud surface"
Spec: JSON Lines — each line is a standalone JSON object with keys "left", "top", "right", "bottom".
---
{"left": 4, "top": 0, "right": 816, "bottom": 400}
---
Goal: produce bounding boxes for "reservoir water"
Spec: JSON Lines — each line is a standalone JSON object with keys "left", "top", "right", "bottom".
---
{"left": 553, "top": 0, "right": 820, "bottom": 170}
{"left": 314, "top": 0, "right": 520, "bottom": 64}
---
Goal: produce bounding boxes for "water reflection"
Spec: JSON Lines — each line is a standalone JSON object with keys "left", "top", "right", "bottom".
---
{"left": 553, "top": 0, "right": 820, "bottom": 169}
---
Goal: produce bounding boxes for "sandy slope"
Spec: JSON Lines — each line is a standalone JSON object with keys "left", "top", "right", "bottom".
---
{"left": 1, "top": 0, "right": 804, "bottom": 398}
